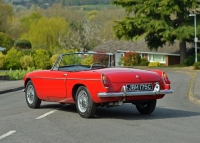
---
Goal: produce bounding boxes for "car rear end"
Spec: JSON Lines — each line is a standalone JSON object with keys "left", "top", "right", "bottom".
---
{"left": 94, "top": 68, "right": 173, "bottom": 104}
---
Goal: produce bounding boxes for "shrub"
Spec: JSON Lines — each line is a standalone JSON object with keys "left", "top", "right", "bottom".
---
{"left": 0, "top": 32, "right": 14, "bottom": 53}
{"left": 50, "top": 54, "right": 59, "bottom": 66}
{"left": 8, "top": 67, "right": 36, "bottom": 80}
{"left": 118, "top": 56, "right": 124, "bottom": 66}
{"left": 8, "top": 69, "right": 27, "bottom": 80}
{"left": 20, "top": 55, "right": 34, "bottom": 69}
{"left": 93, "top": 53, "right": 109, "bottom": 66}
{"left": 148, "top": 62, "right": 161, "bottom": 67}
{"left": 124, "top": 52, "right": 141, "bottom": 66}
{"left": 0, "top": 52, "right": 5, "bottom": 69}
{"left": 61, "top": 54, "right": 81, "bottom": 66}
{"left": 81, "top": 55, "right": 93, "bottom": 65}
{"left": 183, "top": 54, "right": 200, "bottom": 66}
{"left": 193, "top": 62, "right": 200, "bottom": 70}
{"left": 33, "top": 49, "right": 51, "bottom": 69}
{"left": 15, "top": 39, "right": 32, "bottom": 49}
{"left": 4, "top": 48, "right": 22, "bottom": 69}
{"left": 183, "top": 55, "right": 195, "bottom": 66}
{"left": 139, "top": 58, "right": 149, "bottom": 66}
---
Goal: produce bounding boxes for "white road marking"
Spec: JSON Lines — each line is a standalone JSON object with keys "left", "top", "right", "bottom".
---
{"left": 36, "top": 110, "right": 57, "bottom": 119}
{"left": 0, "top": 130, "right": 16, "bottom": 140}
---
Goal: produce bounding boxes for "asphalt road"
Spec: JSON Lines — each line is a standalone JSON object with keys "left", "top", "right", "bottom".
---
{"left": 0, "top": 71, "right": 200, "bottom": 143}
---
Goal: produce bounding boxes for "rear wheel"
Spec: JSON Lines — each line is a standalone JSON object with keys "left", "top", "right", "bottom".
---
{"left": 76, "top": 86, "right": 96, "bottom": 118}
{"left": 136, "top": 100, "right": 157, "bottom": 114}
{"left": 25, "top": 80, "right": 41, "bottom": 108}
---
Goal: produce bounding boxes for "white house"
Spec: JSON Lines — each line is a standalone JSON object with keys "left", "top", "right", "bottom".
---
{"left": 92, "top": 40, "right": 194, "bottom": 66}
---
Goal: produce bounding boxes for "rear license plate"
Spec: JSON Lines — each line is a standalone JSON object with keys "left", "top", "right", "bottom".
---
{"left": 126, "top": 83, "right": 153, "bottom": 91}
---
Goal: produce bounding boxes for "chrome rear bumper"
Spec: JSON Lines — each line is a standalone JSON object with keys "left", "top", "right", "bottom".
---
{"left": 98, "top": 83, "right": 173, "bottom": 97}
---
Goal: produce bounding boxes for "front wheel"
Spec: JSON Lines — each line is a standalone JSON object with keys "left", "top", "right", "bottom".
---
{"left": 76, "top": 86, "right": 96, "bottom": 118}
{"left": 25, "top": 80, "right": 41, "bottom": 108}
{"left": 136, "top": 100, "right": 157, "bottom": 114}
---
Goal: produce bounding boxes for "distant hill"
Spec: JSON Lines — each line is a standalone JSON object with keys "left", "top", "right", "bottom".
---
{"left": 4, "top": 0, "right": 113, "bottom": 9}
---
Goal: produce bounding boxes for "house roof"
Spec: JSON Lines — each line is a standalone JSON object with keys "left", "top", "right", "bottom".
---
{"left": 92, "top": 40, "right": 194, "bottom": 56}
{"left": 0, "top": 47, "right": 5, "bottom": 51}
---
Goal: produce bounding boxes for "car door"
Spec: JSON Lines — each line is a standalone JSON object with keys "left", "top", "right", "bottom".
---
{"left": 44, "top": 70, "right": 68, "bottom": 101}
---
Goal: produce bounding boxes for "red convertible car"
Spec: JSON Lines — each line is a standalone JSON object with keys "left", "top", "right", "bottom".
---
{"left": 24, "top": 52, "right": 173, "bottom": 118}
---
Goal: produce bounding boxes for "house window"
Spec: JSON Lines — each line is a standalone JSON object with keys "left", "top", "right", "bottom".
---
{"left": 115, "top": 53, "right": 124, "bottom": 66}
{"left": 140, "top": 53, "right": 145, "bottom": 58}
{"left": 149, "top": 54, "right": 165, "bottom": 63}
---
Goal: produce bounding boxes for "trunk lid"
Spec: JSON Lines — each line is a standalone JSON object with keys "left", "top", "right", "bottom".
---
{"left": 95, "top": 68, "right": 161, "bottom": 83}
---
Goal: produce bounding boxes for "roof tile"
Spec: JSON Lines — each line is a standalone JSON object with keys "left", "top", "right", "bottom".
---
{"left": 93, "top": 40, "right": 194, "bottom": 55}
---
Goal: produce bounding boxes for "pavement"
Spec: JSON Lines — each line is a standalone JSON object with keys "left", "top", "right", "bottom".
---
{"left": 194, "top": 73, "right": 200, "bottom": 99}
{"left": 0, "top": 80, "right": 24, "bottom": 94}
{"left": 0, "top": 71, "right": 200, "bottom": 105}
{"left": 191, "top": 71, "right": 200, "bottom": 105}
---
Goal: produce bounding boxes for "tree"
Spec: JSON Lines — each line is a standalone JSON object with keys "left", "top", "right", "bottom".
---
{"left": 91, "top": 8, "right": 126, "bottom": 41}
{"left": 8, "top": 11, "right": 42, "bottom": 40}
{"left": 0, "top": 32, "right": 14, "bottom": 53}
{"left": 20, "top": 12, "right": 42, "bottom": 33}
{"left": 22, "top": 17, "right": 68, "bottom": 53}
{"left": 0, "top": 0, "right": 13, "bottom": 33}
{"left": 112, "top": 0, "right": 200, "bottom": 64}
{"left": 41, "top": 4, "right": 85, "bottom": 22}
{"left": 65, "top": 20, "right": 102, "bottom": 52}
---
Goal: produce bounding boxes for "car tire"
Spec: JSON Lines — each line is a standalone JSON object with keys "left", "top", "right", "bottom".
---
{"left": 76, "top": 86, "right": 96, "bottom": 118}
{"left": 25, "top": 80, "right": 41, "bottom": 108}
{"left": 136, "top": 100, "right": 157, "bottom": 114}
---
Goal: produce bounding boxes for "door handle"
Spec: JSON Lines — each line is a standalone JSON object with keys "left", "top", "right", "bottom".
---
{"left": 63, "top": 74, "right": 67, "bottom": 76}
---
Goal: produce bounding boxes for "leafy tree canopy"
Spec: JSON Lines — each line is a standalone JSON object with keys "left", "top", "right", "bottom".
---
{"left": 0, "top": 0, "right": 14, "bottom": 33}
{"left": 22, "top": 16, "right": 68, "bottom": 53}
{"left": 0, "top": 32, "right": 14, "bottom": 52}
{"left": 20, "top": 12, "right": 42, "bottom": 32}
{"left": 112, "top": 0, "right": 200, "bottom": 63}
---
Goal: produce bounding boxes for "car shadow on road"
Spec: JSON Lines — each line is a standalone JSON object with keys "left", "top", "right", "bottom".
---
{"left": 40, "top": 104, "right": 62, "bottom": 109}
{"left": 95, "top": 106, "right": 200, "bottom": 120}
{"left": 39, "top": 103, "right": 200, "bottom": 120}
{"left": 40, "top": 103, "right": 77, "bottom": 112}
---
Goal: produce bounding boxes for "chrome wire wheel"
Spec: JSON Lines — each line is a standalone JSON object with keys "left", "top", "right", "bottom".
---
{"left": 27, "top": 85, "right": 34, "bottom": 104}
{"left": 77, "top": 90, "right": 89, "bottom": 113}
{"left": 25, "top": 80, "right": 41, "bottom": 108}
{"left": 76, "top": 86, "right": 97, "bottom": 118}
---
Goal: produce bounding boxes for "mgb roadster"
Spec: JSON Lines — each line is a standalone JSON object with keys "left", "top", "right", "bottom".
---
{"left": 23, "top": 52, "right": 173, "bottom": 118}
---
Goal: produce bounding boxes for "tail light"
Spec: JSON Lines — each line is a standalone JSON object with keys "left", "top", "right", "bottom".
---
{"left": 102, "top": 74, "right": 109, "bottom": 88}
{"left": 163, "top": 72, "right": 170, "bottom": 84}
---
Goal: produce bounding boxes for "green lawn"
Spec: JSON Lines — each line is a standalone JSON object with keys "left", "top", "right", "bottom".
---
{"left": 0, "top": 71, "right": 8, "bottom": 76}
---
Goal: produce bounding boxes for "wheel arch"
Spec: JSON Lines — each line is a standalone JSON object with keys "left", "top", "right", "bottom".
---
{"left": 25, "top": 78, "right": 31, "bottom": 88}
{"left": 72, "top": 84, "right": 86, "bottom": 101}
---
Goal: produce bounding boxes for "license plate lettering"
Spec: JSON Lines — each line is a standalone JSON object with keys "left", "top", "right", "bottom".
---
{"left": 126, "top": 84, "right": 153, "bottom": 91}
